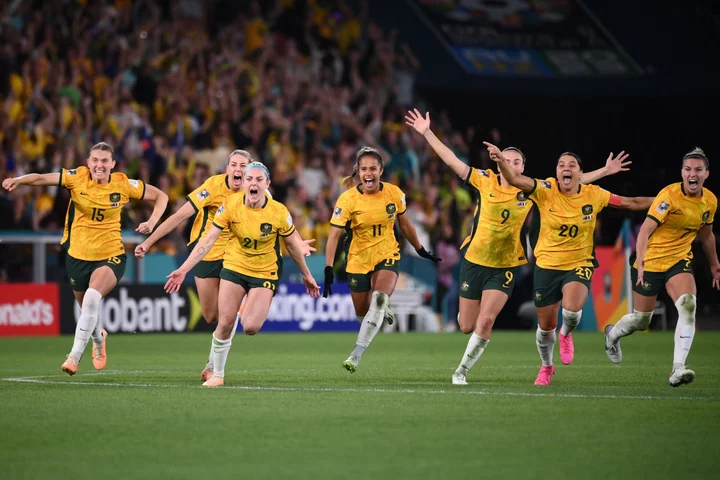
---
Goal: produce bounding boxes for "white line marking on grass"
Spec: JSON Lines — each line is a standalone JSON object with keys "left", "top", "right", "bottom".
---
{"left": 2, "top": 375, "right": 713, "bottom": 402}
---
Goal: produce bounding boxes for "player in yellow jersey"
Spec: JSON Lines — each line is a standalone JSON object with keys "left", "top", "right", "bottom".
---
{"left": 323, "top": 146, "right": 441, "bottom": 373}
{"left": 164, "top": 162, "right": 320, "bottom": 387}
{"left": 605, "top": 148, "right": 720, "bottom": 386}
{"left": 2, "top": 142, "right": 168, "bottom": 375}
{"left": 486, "top": 142, "right": 653, "bottom": 385}
{"left": 406, "top": 109, "right": 630, "bottom": 385}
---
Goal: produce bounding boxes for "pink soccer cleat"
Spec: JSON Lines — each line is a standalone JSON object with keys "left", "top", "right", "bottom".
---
{"left": 534, "top": 365, "right": 555, "bottom": 386}
{"left": 559, "top": 333, "right": 575, "bottom": 365}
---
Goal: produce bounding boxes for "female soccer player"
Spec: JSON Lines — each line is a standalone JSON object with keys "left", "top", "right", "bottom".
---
{"left": 406, "top": 109, "right": 630, "bottom": 385}
{"left": 605, "top": 148, "right": 719, "bottom": 387}
{"left": 486, "top": 142, "right": 653, "bottom": 385}
{"left": 134, "top": 150, "right": 315, "bottom": 381}
{"left": 322, "top": 146, "right": 441, "bottom": 373}
{"left": 2, "top": 142, "right": 168, "bottom": 375}
{"left": 164, "top": 162, "right": 321, "bottom": 387}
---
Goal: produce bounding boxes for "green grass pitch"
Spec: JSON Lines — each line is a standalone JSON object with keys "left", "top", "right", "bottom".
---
{"left": 1, "top": 331, "right": 719, "bottom": 480}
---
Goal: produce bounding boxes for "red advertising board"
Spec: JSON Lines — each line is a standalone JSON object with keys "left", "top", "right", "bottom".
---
{"left": 0, "top": 283, "right": 60, "bottom": 336}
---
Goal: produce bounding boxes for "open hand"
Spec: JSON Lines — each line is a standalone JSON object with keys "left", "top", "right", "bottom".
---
{"left": 405, "top": 109, "right": 431, "bottom": 135}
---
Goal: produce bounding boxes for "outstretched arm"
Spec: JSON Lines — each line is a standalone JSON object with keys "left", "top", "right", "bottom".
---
{"left": 136, "top": 201, "right": 196, "bottom": 257}
{"left": 2, "top": 173, "right": 61, "bottom": 191}
{"left": 483, "top": 142, "right": 535, "bottom": 192}
{"left": 398, "top": 213, "right": 441, "bottom": 262}
{"left": 137, "top": 184, "right": 169, "bottom": 234}
{"left": 284, "top": 232, "right": 321, "bottom": 297}
{"left": 405, "top": 109, "right": 469, "bottom": 179}
{"left": 581, "top": 151, "right": 631, "bottom": 184}
{"left": 698, "top": 224, "right": 720, "bottom": 290}
{"left": 324, "top": 226, "right": 344, "bottom": 268}
{"left": 614, "top": 196, "right": 654, "bottom": 211}
{"left": 634, "top": 217, "right": 659, "bottom": 288}
{"left": 164, "top": 226, "right": 222, "bottom": 293}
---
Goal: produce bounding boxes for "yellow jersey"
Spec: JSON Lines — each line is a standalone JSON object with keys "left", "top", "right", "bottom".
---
{"left": 528, "top": 178, "right": 611, "bottom": 270}
{"left": 212, "top": 193, "right": 295, "bottom": 280}
{"left": 330, "top": 183, "right": 406, "bottom": 274}
{"left": 60, "top": 166, "right": 145, "bottom": 260}
{"left": 463, "top": 168, "right": 531, "bottom": 267}
{"left": 639, "top": 183, "right": 717, "bottom": 272}
{"left": 186, "top": 174, "right": 234, "bottom": 262}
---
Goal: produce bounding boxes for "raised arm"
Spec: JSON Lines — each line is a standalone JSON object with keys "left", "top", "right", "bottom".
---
{"left": 483, "top": 142, "right": 535, "bottom": 192}
{"left": 405, "top": 109, "right": 469, "bottom": 179}
{"left": 698, "top": 224, "right": 720, "bottom": 290}
{"left": 634, "top": 217, "right": 659, "bottom": 287}
{"left": 613, "top": 196, "right": 654, "bottom": 211}
{"left": 137, "top": 184, "right": 169, "bottom": 234}
{"left": 164, "top": 225, "right": 222, "bottom": 293}
{"left": 581, "top": 151, "right": 631, "bottom": 184}
{"left": 397, "top": 213, "right": 441, "bottom": 262}
{"left": 2, "top": 173, "right": 61, "bottom": 191}
{"left": 283, "top": 232, "right": 321, "bottom": 298}
{"left": 135, "top": 201, "right": 196, "bottom": 257}
{"left": 322, "top": 226, "right": 344, "bottom": 297}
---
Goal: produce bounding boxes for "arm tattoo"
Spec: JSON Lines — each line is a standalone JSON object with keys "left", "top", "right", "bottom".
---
{"left": 198, "top": 246, "right": 206, "bottom": 256}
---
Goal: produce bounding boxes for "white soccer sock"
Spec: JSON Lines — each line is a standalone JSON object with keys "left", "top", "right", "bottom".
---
{"left": 211, "top": 333, "right": 232, "bottom": 378}
{"left": 207, "top": 314, "right": 240, "bottom": 367}
{"left": 457, "top": 333, "right": 489, "bottom": 373}
{"left": 560, "top": 309, "right": 582, "bottom": 336}
{"left": 673, "top": 294, "right": 696, "bottom": 369}
{"left": 91, "top": 315, "right": 104, "bottom": 345}
{"left": 70, "top": 288, "right": 102, "bottom": 360}
{"left": 536, "top": 327, "right": 556, "bottom": 367}
{"left": 608, "top": 310, "right": 653, "bottom": 344}
{"left": 356, "top": 315, "right": 365, "bottom": 323}
{"left": 230, "top": 313, "right": 240, "bottom": 340}
{"left": 351, "top": 291, "right": 387, "bottom": 358}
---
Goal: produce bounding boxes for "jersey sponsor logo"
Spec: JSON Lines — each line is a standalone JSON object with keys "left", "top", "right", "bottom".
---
{"left": 702, "top": 211, "right": 710, "bottom": 222}
{"left": 333, "top": 207, "right": 343, "bottom": 218}
{"left": 67, "top": 169, "right": 77, "bottom": 175}
{"left": 656, "top": 201, "right": 670, "bottom": 214}
{"left": 79, "top": 191, "right": 88, "bottom": 196}
{"left": 110, "top": 193, "right": 121, "bottom": 203}
{"left": 541, "top": 180, "right": 551, "bottom": 189}
{"left": 260, "top": 222, "right": 273, "bottom": 236}
{"left": 582, "top": 204, "right": 593, "bottom": 215}
{"left": 128, "top": 179, "right": 140, "bottom": 188}
{"left": 196, "top": 189, "right": 210, "bottom": 200}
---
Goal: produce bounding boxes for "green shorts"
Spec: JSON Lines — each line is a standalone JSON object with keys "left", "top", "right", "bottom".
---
{"left": 632, "top": 258, "right": 693, "bottom": 297}
{"left": 533, "top": 265, "right": 594, "bottom": 307}
{"left": 66, "top": 254, "right": 127, "bottom": 291}
{"left": 192, "top": 259, "right": 223, "bottom": 279}
{"left": 459, "top": 259, "right": 519, "bottom": 300}
{"left": 219, "top": 268, "right": 279, "bottom": 295}
{"left": 347, "top": 257, "right": 401, "bottom": 293}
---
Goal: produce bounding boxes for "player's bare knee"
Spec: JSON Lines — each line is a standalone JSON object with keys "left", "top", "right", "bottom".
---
{"left": 243, "top": 323, "right": 261, "bottom": 335}
{"left": 477, "top": 314, "right": 496, "bottom": 331}
{"left": 202, "top": 308, "right": 218, "bottom": 324}
{"left": 459, "top": 322, "right": 475, "bottom": 335}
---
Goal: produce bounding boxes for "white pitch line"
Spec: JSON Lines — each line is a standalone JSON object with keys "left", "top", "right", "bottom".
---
{"left": 1, "top": 376, "right": 713, "bottom": 402}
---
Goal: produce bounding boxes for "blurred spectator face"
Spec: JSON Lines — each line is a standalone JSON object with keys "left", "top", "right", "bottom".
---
{"left": 87, "top": 148, "right": 115, "bottom": 183}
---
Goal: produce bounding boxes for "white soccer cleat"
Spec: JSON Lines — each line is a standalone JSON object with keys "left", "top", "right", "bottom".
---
{"left": 604, "top": 324, "right": 622, "bottom": 364}
{"left": 342, "top": 356, "right": 359, "bottom": 373}
{"left": 668, "top": 368, "right": 695, "bottom": 387}
{"left": 451, "top": 368, "right": 468, "bottom": 385}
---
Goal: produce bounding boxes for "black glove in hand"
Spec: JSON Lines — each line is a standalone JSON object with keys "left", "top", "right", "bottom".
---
{"left": 416, "top": 246, "right": 441, "bottom": 263}
{"left": 322, "top": 266, "right": 334, "bottom": 298}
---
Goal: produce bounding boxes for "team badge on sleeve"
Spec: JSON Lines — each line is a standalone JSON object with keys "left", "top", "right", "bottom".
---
{"left": 286, "top": 214, "right": 293, "bottom": 227}
{"left": 479, "top": 170, "right": 489, "bottom": 177}
{"left": 128, "top": 179, "right": 140, "bottom": 188}
{"left": 656, "top": 201, "right": 670, "bottom": 214}
{"left": 67, "top": 169, "right": 77, "bottom": 175}
{"left": 401, "top": 194, "right": 406, "bottom": 206}
{"left": 702, "top": 211, "right": 710, "bottom": 222}
{"left": 196, "top": 189, "right": 210, "bottom": 201}
{"left": 541, "top": 180, "right": 551, "bottom": 189}
{"left": 333, "top": 207, "right": 342, "bottom": 218}
{"left": 217, "top": 205, "right": 225, "bottom": 214}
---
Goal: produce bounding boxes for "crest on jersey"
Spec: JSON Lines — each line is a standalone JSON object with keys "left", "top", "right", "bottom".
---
{"left": 196, "top": 189, "right": 210, "bottom": 201}
{"left": 540, "top": 180, "right": 551, "bottom": 189}
{"left": 656, "top": 201, "right": 670, "bottom": 214}
{"left": 582, "top": 204, "right": 593, "bottom": 215}
{"left": 67, "top": 169, "right": 77, "bottom": 175}
{"left": 333, "top": 207, "right": 342, "bottom": 218}
{"left": 110, "top": 193, "right": 121, "bottom": 203}
{"left": 517, "top": 192, "right": 526, "bottom": 201}
{"left": 386, "top": 203, "right": 397, "bottom": 215}
{"left": 260, "top": 223, "right": 273, "bottom": 235}
{"left": 702, "top": 211, "right": 710, "bottom": 222}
